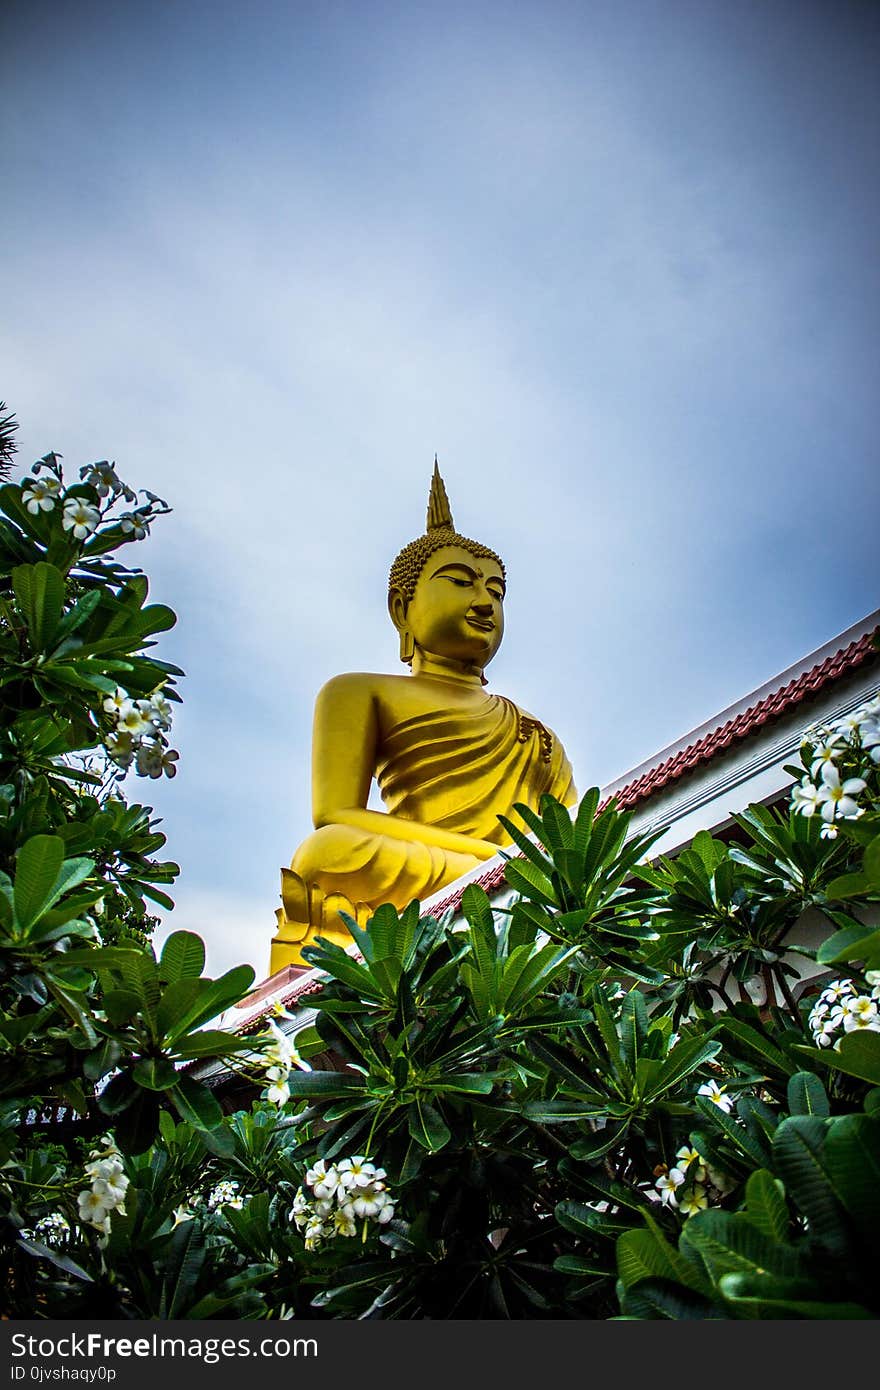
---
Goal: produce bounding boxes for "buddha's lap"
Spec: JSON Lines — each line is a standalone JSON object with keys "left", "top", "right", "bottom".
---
{"left": 289, "top": 823, "right": 481, "bottom": 908}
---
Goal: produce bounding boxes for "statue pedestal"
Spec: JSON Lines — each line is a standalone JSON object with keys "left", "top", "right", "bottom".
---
{"left": 269, "top": 868, "right": 373, "bottom": 973}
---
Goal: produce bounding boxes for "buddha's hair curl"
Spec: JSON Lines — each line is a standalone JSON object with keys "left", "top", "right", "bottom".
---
{"left": 388, "top": 526, "right": 506, "bottom": 605}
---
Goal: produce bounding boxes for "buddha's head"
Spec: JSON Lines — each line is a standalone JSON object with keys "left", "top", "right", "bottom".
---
{"left": 388, "top": 462, "right": 506, "bottom": 673}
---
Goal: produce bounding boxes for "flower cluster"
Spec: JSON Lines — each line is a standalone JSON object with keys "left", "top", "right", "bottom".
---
{"left": 807, "top": 974, "right": 880, "bottom": 1048}
{"left": 20, "top": 1212, "right": 71, "bottom": 1247}
{"left": 791, "top": 695, "right": 880, "bottom": 837}
{"left": 653, "top": 1144, "right": 731, "bottom": 1217}
{"left": 102, "top": 685, "right": 179, "bottom": 780}
{"left": 20, "top": 453, "right": 170, "bottom": 547}
{"left": 206, "top": 1180, "right": 244, "bottom": 1212}
{"left": 255, "top": 1016, "right": 312, "bottom": 1106}
{"left": 291, "top": 1156, "right": 395, "bottom": 1250}
{"left": 77, "top": 1136, "right": 129, "bottom": 1235}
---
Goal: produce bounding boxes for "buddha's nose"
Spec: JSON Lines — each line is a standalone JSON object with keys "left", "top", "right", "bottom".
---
{"left": 471, "top": 597, "right": 494, "bottom": 615}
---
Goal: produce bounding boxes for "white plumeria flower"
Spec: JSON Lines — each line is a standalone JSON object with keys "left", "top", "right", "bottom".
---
{"left": 337, "top": 1156, "right": 376, "bottom": 1190}
{"left": 77, "top": 1189, "right": 111, "bottom": 1225}
{"left": 820, "top": 979, "right": 857, "bottom": 1004}
{"left": 654, "top": 1168, "right": 685, "bottom": 1206}
{"left": 61, "top": 497, "right": 101, "bottom": 539}
{"left": 158, "top": 747, "right": 179, "bottom": 778}
{"left": 84, "top": 1154, "right": 125, "bottom": 1181}
{"left": 303, "top": 1220, "right": 325, "bottom": 1251}
{"left": 675, "top": 1145, "right": 705, "bottom": 1178}
{"left": 842, "top": 996, "right": 879, "bottom": 1031}
{"left": 105, "top": 731, "right": 135, "bottom": 768}
{"left": 93, "top": 1170, "right": 129, "bottom": 1206}
{"left": 332, "top": 1206, "right": 358, "bottom": 1238}
{"left": 372, "top": 1191, "right": 395, "bottom": 1223}
{"left": 311, "top": 1165, "right": 342, "bottom": 1201}
{"left": 120, "top": 510, "right": 150, "bottom": 540}
{"left": 697, "top": 1080, "right": 734, "bottom": 1113}
{"left": 350, "top": 1189, "right": 386, "bottom": 1219}
{"left": 819, "top": 822, "right": 839, "bottom": 840}
{"left": 135, "top": 742, "right": 179, "bottom": 779}
{"left": 679, "top": 1186, "right": 709, "bottom": 1218}
{"left": 835, "top": 709, "right": 877, "bottom": 741}
{"left": 290, "top": 1188, "right": 312, "bottom": 1229}
{"left": 264, "top": 1019, "right": 295, "bottom": 1063}
{"left": 81, "top": 461, "right": 121, "bottom": 497}
{"left": 818, "top": 764, "right": 867, "bottom": 822}
{"left": 305, "top": 1159, "right": 330, "bottom": 1189}
{"left": 814, "top": 1021, "right": 837, "bottom": 1047}
{"left": 810, "top": 735, "right": 845, "bottom": 779}
{"left": 171, "top": 1206, "right": 195, "bottom": 1229}
{"left": 102, "top": 688, "right": 130, "bottom": 717}
{"left": 266, "top": 1078, "right": 290, "bottom": 1105}
{"left": 135, "top": 742, "right": 165, "bottom": 777}
{"left": 22, "top": 477, "right": 60, "bottom": 513}
{"left": 148, "top": 692, "right": 173, "bottom": 728}
{"left": 117, "top": 703, "right": 153, "bottom": 738}
{"left": 791, "top": 779, "right": 824, "bottom": 818}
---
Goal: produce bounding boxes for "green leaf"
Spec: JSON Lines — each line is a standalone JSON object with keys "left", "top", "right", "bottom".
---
{"left": 796, "top": 1031, "right": 880, "bottom": 1085}
{"left": 786, "top": 1071, "right": 829, "bottom": 1117}
{"left": 816, "top": 922, "right": 880, "bottom": 963}
{"left": 617, "top": 1215, "right": 708, "bottom": 1295}
{"left": 772, "top": 1116, "right": 849, "bottom": 1258}
{"left": 717, "top": 1016, "right": 795, "bottom": 1078}
{"left": 646, "top": 1034, "right": 722, "bottom": 1098}
{"left": 169, "top": 1076, "right": 223, "bottom": 1131}
{"left": 132, "top": 1056, "right": 179, "bottom": 1090}
{"left": 12, "top": 835, "right": 63, "bottom": 933}
{"left": 681, "top": 1208, "right": 802, "bottom": 1283}
{"left": 619, "top": 1278, "right": 725, "bottom": 1320}
{"left": 407, "top": 1097, "right": 450, "bottom": 1151}
{"left": 503, "top": 857, "right": 559, "bottom": 908}
{"left": 718, "top": 1272, "right": 873, "bottom": 1319}
{"left": 17, "top": 1237, "right": 95, "bottom": 1283}
{"left": 823, "top": 1112, "right": 880, "bottom": 1235}
{"left": 741, "top": 1170, "right": 790, "bottom": 1243}
{"left": 12, "top": 561, "right": 66, "bottom": 650}
{"left": 170, "top": 1031, "right": 256, "bottom": 1061}
{"left": 159, "top": 931, "right": 206, "bottom": 983}
{"left": 164, "top": 1220, "right": 207, "bottom": 1319}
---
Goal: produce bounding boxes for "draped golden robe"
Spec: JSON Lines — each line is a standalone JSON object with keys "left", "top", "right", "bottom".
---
{"left": 288, "top": 694, "right": 575, "bottom": 914}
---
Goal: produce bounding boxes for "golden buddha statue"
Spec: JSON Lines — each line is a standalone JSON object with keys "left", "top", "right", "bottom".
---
{"left": 269, "top": 462, "right": 576, "bottom": 972}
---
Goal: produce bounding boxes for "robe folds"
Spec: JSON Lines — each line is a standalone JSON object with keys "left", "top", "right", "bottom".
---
{"left": 289, "top": 694, "right": 576, "bottom": 912}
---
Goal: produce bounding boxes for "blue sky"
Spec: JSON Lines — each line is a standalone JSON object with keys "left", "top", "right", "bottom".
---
{"left": 2, "top": 0, "right": 878, "bottom": 979}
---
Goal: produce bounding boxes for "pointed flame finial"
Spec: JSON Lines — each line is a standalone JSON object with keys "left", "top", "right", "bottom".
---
{"left": 426, "top": 456, "right": 454, "bottom": 532}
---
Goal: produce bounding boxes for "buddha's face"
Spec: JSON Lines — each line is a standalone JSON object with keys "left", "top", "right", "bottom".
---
{"left": 395, "top": 544, "right": 506, "bottom": 667}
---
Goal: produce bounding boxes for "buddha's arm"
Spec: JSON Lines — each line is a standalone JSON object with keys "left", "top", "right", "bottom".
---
{"left": 311, "top": 673, "right": 500, "bottom": 862}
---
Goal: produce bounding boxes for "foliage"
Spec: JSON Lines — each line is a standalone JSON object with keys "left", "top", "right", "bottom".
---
{"left": 0, "top": 439, "right": 260, "bottom": 1315}
{"left": 2, "top": 429, "right": 879, "bottom": 1318}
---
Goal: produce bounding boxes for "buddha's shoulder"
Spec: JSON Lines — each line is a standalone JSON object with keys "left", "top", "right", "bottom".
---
{"left": 316, "top": 671, "right": 412, "bottom": 702}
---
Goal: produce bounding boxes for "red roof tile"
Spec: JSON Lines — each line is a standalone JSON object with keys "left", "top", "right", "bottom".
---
{"left": 608, "top": 628, "right": 878, "bottom": 814}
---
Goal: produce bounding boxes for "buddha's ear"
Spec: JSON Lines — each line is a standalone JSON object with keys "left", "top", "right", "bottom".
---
{"left": 387, "top": 587, "right": 408, "bottom": 632}
{"left": 388, "top": 588, "right": 414, "bottom": 665}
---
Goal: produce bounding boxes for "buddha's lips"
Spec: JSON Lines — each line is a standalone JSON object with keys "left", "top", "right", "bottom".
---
{"left": 466, "top": 617, "right": 495, "bottom": 632}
